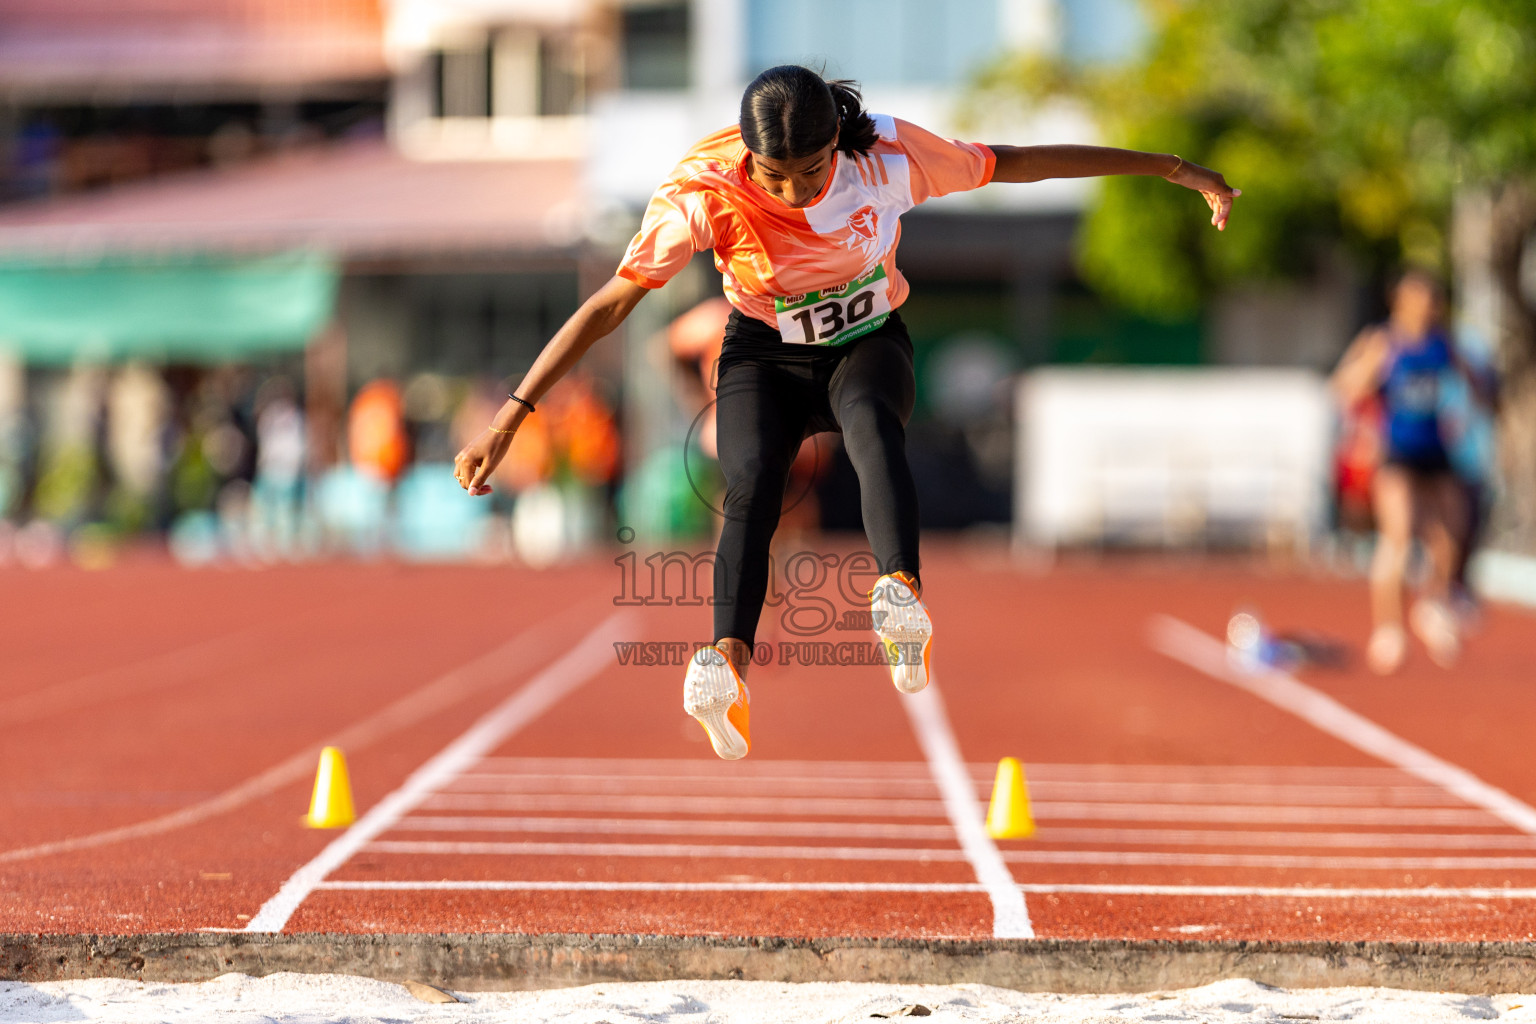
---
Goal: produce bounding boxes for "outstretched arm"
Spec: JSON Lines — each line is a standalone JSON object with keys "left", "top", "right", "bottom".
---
{"left": 1331, "top": 326, "right": 1390, "bottom": 406}
{"left": 453, "top": 275, "right": 648, "bottom": 495}
{"left": 988, "top": 144, "right": 1241, "bottom": 231}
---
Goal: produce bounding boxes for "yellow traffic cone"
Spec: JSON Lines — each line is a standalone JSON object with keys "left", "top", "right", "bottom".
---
{"left": 985, "top": 757, "right": 1035, "bottom": 839}
{"left": 305, "top": 746, "right": 356, "bottom": 828}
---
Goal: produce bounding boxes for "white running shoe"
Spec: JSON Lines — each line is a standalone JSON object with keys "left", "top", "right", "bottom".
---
{"left": 870, "top": 571, "right": 933, "bottom": 694}
{"left": 1410, "top": 598, "right": 1461, "bottom": 668}
{"left": 682, "top": 644, "right": 751, "bottom": 760}
{"left": 1366, "top": 623, "right": 1407, "bottom": 675}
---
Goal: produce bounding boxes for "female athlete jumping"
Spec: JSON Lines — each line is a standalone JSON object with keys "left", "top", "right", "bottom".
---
{"left": 454, "top": 65, "right": 1239, "bottom": 759}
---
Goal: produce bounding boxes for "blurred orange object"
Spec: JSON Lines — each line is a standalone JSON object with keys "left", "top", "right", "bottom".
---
{"left": 348, "top": 379, "right": 409, "bottom": 482}
{"left": 561, "top": 382, "right": 621, "bottom": 485}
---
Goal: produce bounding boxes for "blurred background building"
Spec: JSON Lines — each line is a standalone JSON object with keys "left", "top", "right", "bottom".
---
{"left": 0, "top": 0, "right": 1521, "bottom": 568}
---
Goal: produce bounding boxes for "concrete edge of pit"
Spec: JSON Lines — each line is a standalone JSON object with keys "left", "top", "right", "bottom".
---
{"left": 3, "top": 933, "right": 1535, "bottom": 994}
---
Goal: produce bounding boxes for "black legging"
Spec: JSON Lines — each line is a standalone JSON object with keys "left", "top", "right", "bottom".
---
{"left": 711, "top": 311, "right": 920, "bottom": 647}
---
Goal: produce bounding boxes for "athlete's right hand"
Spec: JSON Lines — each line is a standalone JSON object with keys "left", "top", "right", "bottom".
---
{"left": 1166, "top": 159, "right": 1241, "bottom": 232}
{"left": 453, "top": 429, "right": 513, "bottom": 497}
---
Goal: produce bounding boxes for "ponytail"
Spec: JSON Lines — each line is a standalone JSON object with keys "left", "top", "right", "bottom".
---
{"left": 826, "top": 79, "right": 879, "bottom": 156}
{"left": 740, "top": 65, "right": 879, "bottom": 160}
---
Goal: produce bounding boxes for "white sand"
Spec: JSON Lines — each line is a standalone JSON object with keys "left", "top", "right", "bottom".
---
{"left": 0, "top": 974, "right": 1529, "bottom": 1023}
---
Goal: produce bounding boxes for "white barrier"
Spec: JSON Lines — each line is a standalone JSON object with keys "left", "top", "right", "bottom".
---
{"left": 1014, "top": 368, "right": 1333, "bottom": 549}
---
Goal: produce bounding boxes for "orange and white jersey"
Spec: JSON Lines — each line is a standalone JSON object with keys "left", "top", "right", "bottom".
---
{"left": 618, "top": 116, "right": 995, "bottom": 344}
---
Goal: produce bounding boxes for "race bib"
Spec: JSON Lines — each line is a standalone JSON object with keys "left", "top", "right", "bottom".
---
{"left": 774, "top": 266, "right": 892, "bottom": 346}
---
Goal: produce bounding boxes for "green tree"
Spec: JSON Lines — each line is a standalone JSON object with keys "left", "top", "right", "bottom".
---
{"left": 980, "top": 0, "right": 1536, "bottom": 545}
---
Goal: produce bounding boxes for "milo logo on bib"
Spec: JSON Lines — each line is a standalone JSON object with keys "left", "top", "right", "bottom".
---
{"left": 774, "top": 266, "right": 892, "bottom": 346}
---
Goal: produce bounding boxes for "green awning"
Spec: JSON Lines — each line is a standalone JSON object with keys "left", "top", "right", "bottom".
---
{"left": 0, "top": 252, "right": 338, "bottom": 364}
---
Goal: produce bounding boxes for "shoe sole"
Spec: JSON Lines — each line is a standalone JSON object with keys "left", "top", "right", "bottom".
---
{"left": 683, "top": 651, "right": 749, "bottom": 760}
{"left": 872, "top": 577, "right": 932, "bottom": 694}
{"left": 690, "top": 699, "right": 748, "bottom": 760}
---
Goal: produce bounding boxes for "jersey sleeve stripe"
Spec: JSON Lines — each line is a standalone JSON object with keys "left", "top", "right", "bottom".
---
{"left": 977, "top": 144, "right": 997, "bottom": 187}
{"left": 617, "top": 265, "right": 668, "bottom": 290}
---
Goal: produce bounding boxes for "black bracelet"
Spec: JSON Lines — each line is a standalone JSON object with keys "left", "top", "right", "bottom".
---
{"left": 507, "top": 393, "right": 536, "bottom": 414}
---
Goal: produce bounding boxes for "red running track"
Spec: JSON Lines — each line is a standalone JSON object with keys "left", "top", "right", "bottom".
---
{"left": 2, "top": 540, "right": 1535, "bottom": 941}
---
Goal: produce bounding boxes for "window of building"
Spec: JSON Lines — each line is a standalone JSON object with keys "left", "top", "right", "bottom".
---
{"left": 428, "top": 27, "right": 585, "bottom": 120}
{"left": 620, "top": 1, "right": 690, "bottom": 90}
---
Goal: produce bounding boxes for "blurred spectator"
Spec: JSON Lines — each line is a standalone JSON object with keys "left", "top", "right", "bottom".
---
{"left": 347, "top": 379, "right": 409, "bottom": 484}
{"left": 32, "top": 364, "right": 106, "bottom": 526}
{"left": 105, "top": 362, "right": 172, "bottom": 534}
{"left": 1440, "top": 329, "right": 1501, "bottom": 620}
{"left": 0, "top": 354, "right": 29, "bottom": 521}
{"left": 251, "top": 376, "right": 307, "bottom": 558}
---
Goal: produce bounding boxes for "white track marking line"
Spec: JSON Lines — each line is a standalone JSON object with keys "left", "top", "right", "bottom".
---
{"left": 413, "top": 792, "right": 1496, "bottom": 826}
{"left": 418, "top": 793, "right": 953, "bottom": 817}
{"left": 447, "top": 772, "right": 1463, "bottom": 807}
{"left": 390, "top": 816, "right": 1536, "bottom": 850}
{"left": 320, "top": 880, "right": 986, "bottom": 893}
{"left": 1151, "top": 615, "right": 1536, "bottom": 835}
{"left": 393, "top": 816, "right": 958, "bottom": 840}
{"left": 0, "top": 603, "right": 599, "bottom": 866}
{"left": 367, "top": 840, "right": 969, "bottom": 861}
{"left": 998, "top": 850, "right": 1536, "bottom": 870}
{"left": 244, "top": 611, "right": 632, "bottom": 933}
{"left": 363, "top": 839, "right": 1536, "bottom": 871}
{"left": 1018, "top": 883, "right": 1536, "bottom": 898}
{"left": 313, "top": 879, "right": 1536, "bottom": 899}
{"left": 1025, "top": 827, "right": 1536, "bottom": 850}
{"left": 476, "top": 756, "right": 1431, "bottom": 782}
{"left": 1026, "top": 803, "right": 1496, "bottom": 825}
{"left": 901, "top": 681, "right": 1033, "bottom": 938}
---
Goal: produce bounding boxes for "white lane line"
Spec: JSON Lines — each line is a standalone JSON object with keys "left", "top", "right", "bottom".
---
{"left": 392, "top": 816, "right": 957, "bottom": 840}
{"left": 1027, "top": 803, "right": 1497, "bottom": 826}
{"left": 414, "top": 792, "right": 1496, "bottom": 826}
{"left": 446, "top": 772, "right": 1462, "bottom": 807}
{"left": 1029, "top": 827, "right": 1536, "bottom": 850}
{"left": 390, "top": 816, "right": 1536, "bottom": 851}
{"left": 1021, "top": 883, "right": 1536, "bottom": 898}
{"left": 418, "top": 793, "right": 952, "bottom": 817}
{"left": 367, "top": 840, "right": 968, "bottom": 861}
{"left": 320, "top": 880, "right": 986, "bottom": 893}
{"left": 470, "top": 758, "right": 1437, "bottom": 792}
{"left": 900, "top": 682, "right": 1032, "bottom": 937}
{"left": 244, "top": 611, "right": 633, "bottom": 933}
{"left": 1151, "top": 616, "right": 1536, "bottom": 835}
{"left": 474, "top": 756, "right": 1429, "bottom": 784}
{"left": 364, "top": 839, "right": 1536, "bottom": 871}
{"left": 314, "top": 879, "right": 1536, "bottom": 899}
{"left": 474, "top": 757, "right": 940, "bottom": 776}
{"left": 1000, "top": 850, "right": 1536, "bottom": 870}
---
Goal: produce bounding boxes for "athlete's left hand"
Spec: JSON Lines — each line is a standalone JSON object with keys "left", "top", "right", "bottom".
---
{"left": 1166, "top": 160, "right": 1240, "bottom": 231}
{"left": 453, "top": 429, "right": 513, "bottom": 497}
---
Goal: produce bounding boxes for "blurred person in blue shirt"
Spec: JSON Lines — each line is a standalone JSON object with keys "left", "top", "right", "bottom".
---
{"left": 1331, "top": 270, "right": 1493, "bottom": 675}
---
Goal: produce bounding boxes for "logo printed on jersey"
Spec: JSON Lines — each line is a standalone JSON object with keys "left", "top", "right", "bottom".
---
{"left": 846, "top": 205, "right": 881, "bottom": 266}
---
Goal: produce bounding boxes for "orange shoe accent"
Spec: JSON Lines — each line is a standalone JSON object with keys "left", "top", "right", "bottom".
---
{"left": 870, "top": 572, "right": 932, "bottom": 694}
{"left": 683, "top": 644, "right": 751, "bottom": 760}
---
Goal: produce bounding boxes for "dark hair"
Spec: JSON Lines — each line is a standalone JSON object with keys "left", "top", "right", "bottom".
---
{"left": 739, "top": 65, "right": 879, "bottom": 160}
{"left": 1394, "top": 266, "right": 1446, "bottom": 303}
